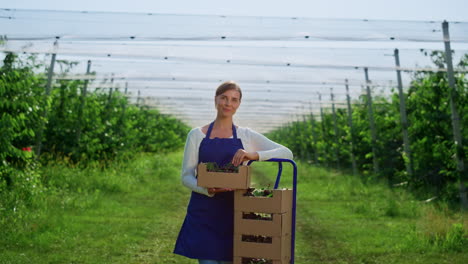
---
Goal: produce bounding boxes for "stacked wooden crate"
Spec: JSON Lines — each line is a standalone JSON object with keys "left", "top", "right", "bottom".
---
{"left": 233, "top": 189, "right": 293, "bottom": 264}
{"left": 197, "top": 163, "right": 251, "bottom": 189}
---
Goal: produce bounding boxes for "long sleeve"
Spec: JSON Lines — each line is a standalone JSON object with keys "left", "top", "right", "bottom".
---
{"left": 180, "top": 128, "right": 213, "bottom": 197}
{"left": 179, "top": 126, "right": 293, "bottom": 196}
{"left": 242, "top": 128, "right": 294, "bottom": 161}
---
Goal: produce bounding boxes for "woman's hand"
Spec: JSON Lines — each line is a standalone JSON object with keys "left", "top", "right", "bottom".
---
{"left": 208, "top": 187, "right": 233, "bottom": 195}
{"left": 231, "top": 149, "right": 259, "bottom": 167}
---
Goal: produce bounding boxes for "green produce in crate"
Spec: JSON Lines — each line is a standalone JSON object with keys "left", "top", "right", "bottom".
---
{"left": 241, "top": 257, "right": 273, "bottom": 264}
{"left": 242, "top": 186, "right": 273, "bottom": 197}
{"left": 241, "top": 234, "right": 273, "bottom": 243}
{"left": 242, "top": 212, "right": 273, "bottom": 221}
{"left": 205, "top": 162, "right": 240, "bottom": 173}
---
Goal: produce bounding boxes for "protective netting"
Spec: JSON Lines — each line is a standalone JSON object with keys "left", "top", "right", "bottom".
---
{"left": 2, "top": 9, "right": 468, "bottom": 42}
{"left": 1, "top": 8, "right": 468, "bottom": 132}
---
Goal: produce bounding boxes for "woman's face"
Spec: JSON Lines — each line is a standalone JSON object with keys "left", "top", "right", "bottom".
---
{"left": 215, "top": 89, "right": 241, "bottom": 118}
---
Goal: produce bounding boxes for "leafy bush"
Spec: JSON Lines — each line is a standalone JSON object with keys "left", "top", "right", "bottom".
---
{"left": 268, "top": 51, "right": 467, "bottom": 202}
{"left": 42, "top": 67, "right": 189, "bottom": 162}
{"left": 0, "top": 53, "right": 46, "bottom": 230}
{"left": 0, "top": 52, "right": 189, "bottom": 225}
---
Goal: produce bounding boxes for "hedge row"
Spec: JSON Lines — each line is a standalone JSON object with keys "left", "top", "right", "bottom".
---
{"left": 0, "top": 52, "right": 189, "bottom": 216}
{"left": 268, "top": 51, "right": 467, "bottom": 202}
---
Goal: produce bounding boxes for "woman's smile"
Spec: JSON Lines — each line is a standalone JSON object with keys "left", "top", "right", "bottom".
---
{"left": 215, "top": 89, "right": 241, "bottom": 117}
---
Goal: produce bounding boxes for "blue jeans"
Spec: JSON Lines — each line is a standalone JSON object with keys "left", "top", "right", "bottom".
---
{"left": 198, "top": 260, "right": 232, "bottom": 264}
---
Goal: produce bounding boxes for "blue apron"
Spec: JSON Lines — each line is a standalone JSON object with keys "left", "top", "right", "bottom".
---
{"left": 174, "top": 122, "right": 244, "bottom": 261}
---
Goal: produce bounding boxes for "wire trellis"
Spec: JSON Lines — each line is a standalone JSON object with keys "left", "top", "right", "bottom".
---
{"left": 1, "top": 8, "right": 467, "bottom": 132}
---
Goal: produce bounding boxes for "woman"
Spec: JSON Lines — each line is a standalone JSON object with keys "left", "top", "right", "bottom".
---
{"left": 173, "top": 81, "right": 293, "bottom": 264}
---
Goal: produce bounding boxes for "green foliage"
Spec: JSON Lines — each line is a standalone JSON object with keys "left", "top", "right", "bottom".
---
{"left": 268, "top": 51, "right": 468, "bottom": 202}
{"left": 404, "top": 222, "right": 468, "bottom": 253}
{"left": 205, "top": 162, "right": 240, "bottom": 173}
{"left": 0, "top": 52, "right": 190, "bottom": 229}
{"left": 0, "top": 53, "right": 45, "bottom": 225}
{"left": 1, "top": 152, "right": 467, "bottom": 263}
{"left": 250, "top": 159, "right": 468, "bottom": 262}
{"left": 405, "top": 51, "right": 467, "bottom": 198}
{"left": 441, "top": 223, "right": 467, "bottom": 252}
{"left": 41, "top": 63, "right": 189, "bottom": 162}
{"left": 0, "top": 152, "right": 190, "bottom": 264}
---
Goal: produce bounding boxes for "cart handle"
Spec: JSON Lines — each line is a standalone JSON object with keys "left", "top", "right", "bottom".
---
{"left": 247, "top": 158, "right": 296, "bottom": 189}
{"left": 246, "top": 158, "right": 297, "bottom": 264}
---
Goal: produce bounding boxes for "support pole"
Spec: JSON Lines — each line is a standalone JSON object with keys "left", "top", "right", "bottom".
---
{"left": 35, "top": 40, "right": 58, "bottom": 156}
{"left": 330, "top": 87, "right": 340, "bottom": 169}
{"left": 309, "top": 103, "right": 319, "bottom": 165}
{"left": 318, "top": 92, "right": 328, "bottom": 166}
{"left": 345, "top": 79, "right": 358, "bottom": 175}
{"left": 296, "top": 111, "right": 305, "bottom": 159}
{"left": 318, "top": 92, "right": 325, "bottom": 133}
{"left": 442, "top": 21, "right": 467, "bottom": 211}
{"left": 364, "top": 68, "right": 379, "bottom": 175}
{"left": 394, "top": 49, "right": 413, "bottom": 178}
{"left": 108, "top": 73, "right": 114, "bottom": 103}
{"left": 301, "top": 107, "right": 311, "bottom": 162}
{"left": 75, "top": 60, "right": 91, "bottom": 151}
{"left": 137, "top": 90, "right": 141, "bottom": 107}
{"left": 118, "top": 81, "right": 129, "bottom": 140}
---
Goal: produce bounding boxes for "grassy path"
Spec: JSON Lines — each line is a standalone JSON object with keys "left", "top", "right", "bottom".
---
{"left": 1, "top": 152, "right": 192, "bottom": 264}
{"left": 250, "top": 162, "right": 467, "bottom": 264}
{"left": 1, "top": 152, "right": 466, "bottom": 263}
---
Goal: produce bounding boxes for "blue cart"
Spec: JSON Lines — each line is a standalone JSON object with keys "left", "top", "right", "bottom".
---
{"left": 247, "top": 158, "right": 298, "bottom": 264}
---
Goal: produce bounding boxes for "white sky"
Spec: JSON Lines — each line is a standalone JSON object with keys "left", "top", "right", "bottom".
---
{"left": 2, "top": 0, "right": 468, "bottom": 22}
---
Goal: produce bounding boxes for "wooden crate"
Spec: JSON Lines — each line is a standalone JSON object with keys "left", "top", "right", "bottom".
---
{"left": 233, "top": 234, "right": 291, "bottom": 261}
{"left": 197, "top": 163, "right": 251, "bottom": 189}
{"left": 234, "top": 189, "right": 292, "bottom": 213}
{"left": 234, "top": 189, "right": 293, "bottom": 263}
{"left": 234, "top": 211, "right": 291, "bottom": 237}
{"left": 233, "top": 256, "right": 289, "bottom": 264}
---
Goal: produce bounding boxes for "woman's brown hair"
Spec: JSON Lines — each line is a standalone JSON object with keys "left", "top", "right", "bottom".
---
{"left": 215, "top": 81, "right": 242, "bottom": 100}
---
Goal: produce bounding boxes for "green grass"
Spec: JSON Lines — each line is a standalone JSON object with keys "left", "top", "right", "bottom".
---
{"left": 1, "top": 153, "right": 467, "bottom": 263}
{"left": 250, "top": 161, "right": 468, "bottom": 264}
{"left": 0, "top": 152, "right": 193, "bottom": 264}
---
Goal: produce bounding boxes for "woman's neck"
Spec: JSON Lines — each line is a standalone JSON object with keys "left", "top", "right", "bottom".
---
{"left": 213, "top": 116, "right": 233, "bottom": 130}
